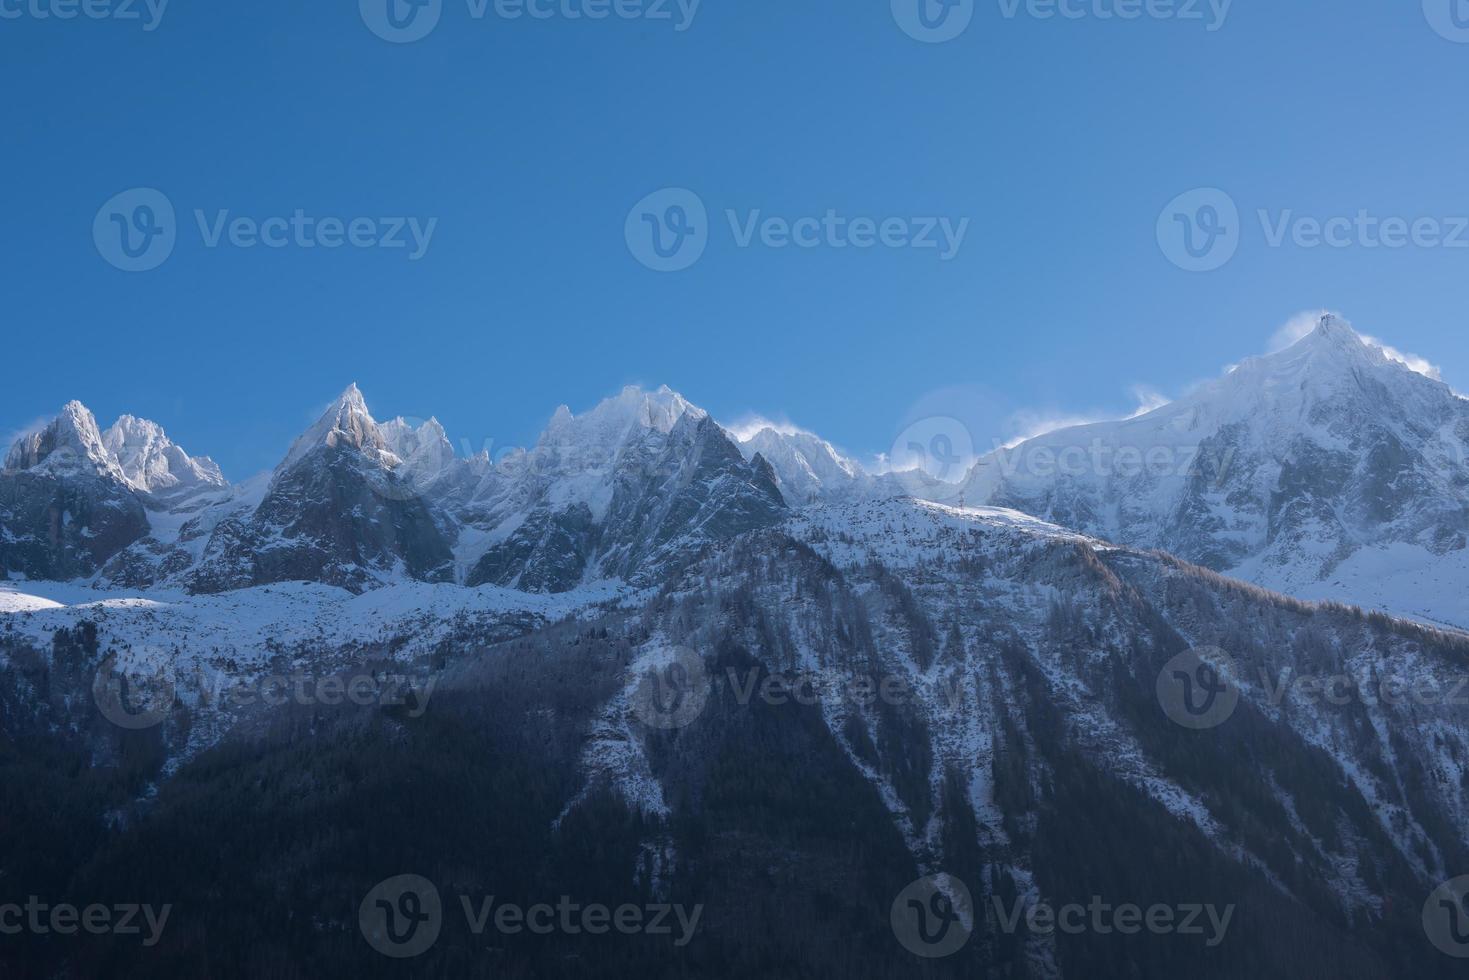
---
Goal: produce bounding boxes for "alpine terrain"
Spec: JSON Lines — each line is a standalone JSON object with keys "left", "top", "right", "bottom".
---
{"left": 2, "top": 315, "right": 1468, "bottom": 979}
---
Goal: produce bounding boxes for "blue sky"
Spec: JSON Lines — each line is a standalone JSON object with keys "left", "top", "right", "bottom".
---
{"left": 3, "top": 0, "right": 1469, "bottom": 478}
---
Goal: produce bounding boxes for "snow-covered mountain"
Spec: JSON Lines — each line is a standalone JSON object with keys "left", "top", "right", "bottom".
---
{"left": 961, "top": 315, "right": 1469, "bottom": 629}
{"left": 6, "top": 344, "right": 1469, "bottom": 977}
{"left": 458, "top": 385, "right": 786, "bottom": 591}
{"left": 6, "top": 318, "right": 1469, "bottom": 629}
{"left": 0, "top": 384, "right": 789, "bottom": 596}
{"left": 6, "top": 494, "right": 1465, "bottom": 978}
{"left": 186, "top": 384, "right": 458, "bottom": 594}
{"left": 735, "top": 423, "right": 949, "bottom": 505}
{"left": 102, "top": 415, "right": 226, "bottom": 495}
{"left": 1, "top": 403, "right": 160, "bottom": 580}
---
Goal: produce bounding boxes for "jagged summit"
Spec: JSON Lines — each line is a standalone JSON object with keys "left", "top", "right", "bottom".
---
{"left": 4, "top": 318, "right": 1464, "bottom": 621}
{"left": 3, "top": 400, "right": 125, "bottom": 482}
{"left": 540, "top": 384, "right": 705, "bottom": 454}
{"left": 736, "top": 425, "right": 867, "bottom": 504}
{"left": 277, "top": 383, "right": 399, "bottom": 473}
{"left": 961, "top": 313, "right": 1469, "bottom": 626}
{"left": 103, "top": 415, "right": 226, "bottom": 493}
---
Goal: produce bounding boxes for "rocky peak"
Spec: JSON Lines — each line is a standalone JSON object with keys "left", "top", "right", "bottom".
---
{"left": 277, "top": 384, "right": 399, "bottom": 474}
{"left": 3, "top": 401, "right": 126, "bottom": 482}
{"left": 102, "top": 415, "right": 227, "bottom": 493}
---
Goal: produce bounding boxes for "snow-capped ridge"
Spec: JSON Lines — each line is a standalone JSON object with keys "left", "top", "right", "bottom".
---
{"left": 3, "top": 400, "right": 128, "bottom": 483}
{"left": 959, "top": 312, "right": 1469, "bottom": 627}
{"left": 277, "top": 383, "right": 401, "bottom": 474}
{"left": 737, "top": 424, "right": 867, "bottom": 504}
{"left": 102, "top": 415, "right": 227, "bottom": 493}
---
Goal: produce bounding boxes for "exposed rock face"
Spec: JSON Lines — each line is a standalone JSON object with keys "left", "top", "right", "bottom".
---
{"left": 466, "top": 391, "right": 787, "bottom": 591}
{"left": 0, "top": 403, "right": 149, "bottom": 579}
{"left": 189, "top": 386, "right": 456, "bottom": 594}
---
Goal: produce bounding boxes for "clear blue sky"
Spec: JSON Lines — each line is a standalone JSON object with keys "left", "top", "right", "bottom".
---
{"left": 4, "top": 1, "right": 1468, "bottom": 478}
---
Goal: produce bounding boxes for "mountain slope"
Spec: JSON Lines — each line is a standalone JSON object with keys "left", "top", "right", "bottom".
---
{"left": 7, "top": 495, "right": 1466, "bottom": 978}
{"left": 462, "top": 387, "right": 788, "bottom": 592}
{"left": 961, "top": 315, "right": 1469, "bottom": 628}
{"left": 188, "top": 385, "right": 456, "bottom": 594}
{"left": 0, "top": 403, "right": 151, "bottom": 580}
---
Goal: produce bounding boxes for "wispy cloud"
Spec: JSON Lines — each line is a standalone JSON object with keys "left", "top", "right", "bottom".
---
{"left": 999, "top": 385, "right": 1172, "bottom": 448}
{"left": 0, "top": 416, "right": 51, "bottom": 460}
{"left": 1361, "top": 335, "right": 1443, "bottom": 381}
{"left": 1267, "top": 309, "right": 1443, "bottom": 380}
{"left": 722, "top": 413, "right": 807, "bottom": 443}
{"left": 1266, "top": 309, "right": 1329, "bottom": 353}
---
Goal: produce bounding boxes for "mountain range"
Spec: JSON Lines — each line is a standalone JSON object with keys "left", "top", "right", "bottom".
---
{"left": 2, "top": 314, "right": 1468, "bottom": 978}
{"left": 5, "top": 314, "right": 1464, "bottom": 628}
